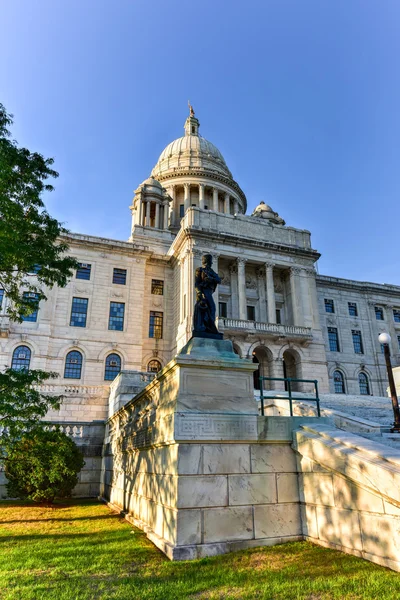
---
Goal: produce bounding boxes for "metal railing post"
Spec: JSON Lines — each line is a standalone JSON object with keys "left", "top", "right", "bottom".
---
{"left": 287, "top": 378, "right": 293, "bottom": 416}
{"left": 314, "top": 380, "right": 321, "bottom": 417}
{"left": 259, "top": 377, "right": 265, "bottom": 416}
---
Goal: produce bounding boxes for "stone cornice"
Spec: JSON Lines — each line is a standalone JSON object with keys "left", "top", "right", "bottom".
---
{"left": 316, "top": 274, "right": 400, "bottom": 296}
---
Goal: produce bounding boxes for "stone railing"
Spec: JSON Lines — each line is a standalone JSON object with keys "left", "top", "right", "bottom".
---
{"left": 46, "top": 423, "right": 85, "bottom": 438}
{"left": 33, "top": 384, "right": 109, "bottom": 396}
{"left": 217, "top": 317, "right": 312, "bottom": 339}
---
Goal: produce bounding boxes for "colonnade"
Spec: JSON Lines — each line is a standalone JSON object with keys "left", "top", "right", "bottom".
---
{"left": 137, "top": 199, "right": 170, "bottom": 230}
{"left": 179, "top": 251, "right": 315, "bottom": 330}
{"left": 168, "top": 183, "right": 241, "bottom": 215}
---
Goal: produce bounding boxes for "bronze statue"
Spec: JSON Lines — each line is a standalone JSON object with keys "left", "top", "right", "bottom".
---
{"left": 193, "top": 254, "right": 223, "bottom": 339}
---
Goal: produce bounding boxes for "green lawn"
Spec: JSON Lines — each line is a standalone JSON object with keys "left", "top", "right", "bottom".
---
{"left": 1, "top": 500, "right": 400, "bottom": 600}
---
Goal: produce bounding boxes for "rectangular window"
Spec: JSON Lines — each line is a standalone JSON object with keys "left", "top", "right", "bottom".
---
{"left": 113, "top": 268, "right": 127, "bottom": 285}
{"left": 76, "top": 263, "right": 91, "bottom": 280}
{"left": 179, "top": 204, "right": 184, "bottom": 218}
{"left": 151, "top": 279, "right": 164, "bottom": 295}
{"left": 21, "top": 292, "right": 39, "bottom": 322}
{"left": 394, "top": 309, "right": 400, "bottom": 323}
{"left": 348, "top": 302, "right": 358, "bottom": 317}
{"left": 28, "top": 264, "right": 41, "bottom": 274}
{"left": 324, "top": 299, "right": 335, "bottom": 313}
{"left": 375, "top": 306, "right": 384, "bottom": 320}
{"left": 328, "top": 327, "right": 340, "bottom": 352}
{"left": 149, "top": 311, "right": 163, "bottom": 338}
{"left": 276, "top": 309, "right": 282, "bottom": 324}
{"left": 219, "top": 302, "right": 227, "bottom": 318}
{"left": 108, "top": 302, "right": 125, "bottom": 331}
{"left": 70, "top": 297, "right": 88, "bottom": 327}
{"left": 247, "top": 305, "right": 256, "bottom": 321}
{"left": 352, "top": 330, "right": 364, "bottom": 354}
{"left": 0, "top": 289, "right": 3, "bottom": 311}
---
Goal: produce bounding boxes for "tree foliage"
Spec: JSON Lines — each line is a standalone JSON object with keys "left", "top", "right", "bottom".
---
{"left": 0, "top": 369, "right": 61, "bottom": 453}
{"left": 0, "top": 103, "right": 78, "bottom": 321}
{"left": 5, "top": 427, "right": 85, "bottom": 503}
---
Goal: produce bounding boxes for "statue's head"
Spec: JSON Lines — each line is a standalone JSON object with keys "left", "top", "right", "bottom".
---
{"left": 202, "top": 254, "right": 213, "bottom": 267}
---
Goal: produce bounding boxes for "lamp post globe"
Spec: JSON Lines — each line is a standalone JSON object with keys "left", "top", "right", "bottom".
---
{"left": 378, "top": 332, "right": 391, "bottom": 345}
{"left": 378, "top": 332, "right": 400, "bottom": 433}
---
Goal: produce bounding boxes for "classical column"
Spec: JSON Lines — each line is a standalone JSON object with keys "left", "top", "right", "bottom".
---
{"left": 224, "top": 193, "right": 230, "bottom": 214}
{"left": 155, "top": 202, "right": 160, "bottom": 229}
{"left": 213, "top": 187, "right": 219, "bottom": 212}
{"left": 233, "top": 199, "right": 239, "bottom": 215}
{"left": 199, "top": 183, "right": 205, "bottom": 209}
{"left": 212, "top": 253, "right": 220, "bottom": 314}
{"left": 237, "top": 258, "right": 247, "bottom": 321}
{"left": 299, "top": 268, "right": 313, "bottom": 328}
{"left": 170, "top": 185, "right": 176, "bottom": 226}
{"left": 257, "top": 268, "right": 267, "bottom": 323}
{"left": 290, "top": 267, "right": 301, "bottom": 326}
{"left": 266, "top": 263, "right": 276, "bottom": 324}
{"left": 163, "top": 201, "right": 169, "bottom": 229}
{"left": 145, "top": 201, "right": 151, "bottom": 227}
{"left": 137, "top": 197, "right": 143, "bottom": 226}
{"left": 184, "top": 183, "right": 190, "bottom": 212}
{"left": 229, "top": 263, "right": 239, "bottom": 318}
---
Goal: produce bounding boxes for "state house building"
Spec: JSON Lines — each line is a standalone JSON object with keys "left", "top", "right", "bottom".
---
{"left": 1, "top": 109, "right": 400, "bottom": 424}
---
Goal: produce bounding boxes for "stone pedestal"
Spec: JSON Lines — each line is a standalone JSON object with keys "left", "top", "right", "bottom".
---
{"left": 101, "top": 338, "right": 321, "bottom": 560}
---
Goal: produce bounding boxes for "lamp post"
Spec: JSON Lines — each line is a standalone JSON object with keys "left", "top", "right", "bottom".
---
{"left": 378, "top": 332, "right": 400, "bottom": 433}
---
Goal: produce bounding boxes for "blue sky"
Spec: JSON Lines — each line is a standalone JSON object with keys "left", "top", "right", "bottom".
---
{"left": 2, "top": 1, "right": 399, "bottom": 284}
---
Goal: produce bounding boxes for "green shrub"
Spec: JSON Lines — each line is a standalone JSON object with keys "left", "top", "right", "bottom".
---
{"left": 5, "top": 427, "right": 85, "bottom": 503}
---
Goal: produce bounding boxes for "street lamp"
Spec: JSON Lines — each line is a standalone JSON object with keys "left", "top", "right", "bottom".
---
{"left": 378, "top": 332, "right": 400, "bottom": 433}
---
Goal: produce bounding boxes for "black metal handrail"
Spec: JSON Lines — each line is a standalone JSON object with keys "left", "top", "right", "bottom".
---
{"left": 258, "top": 377, "right": 321, "bottom": 417}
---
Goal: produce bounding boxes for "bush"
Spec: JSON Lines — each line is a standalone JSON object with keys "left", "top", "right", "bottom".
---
{"left": 5, "top": 427, "right": 85, "bottom": 503}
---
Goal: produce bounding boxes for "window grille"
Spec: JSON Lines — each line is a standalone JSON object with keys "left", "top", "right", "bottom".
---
{"left": 151, "top": 280, "right": 164, "bottom": 295}
{"left": 352, "top": 330, "right": 364, "bottom": 354}
{"left": 394, "top": 309, "right": 400, "bottom": 323}
{"left": 219, "top": 302, "right": 227, "bottom": 318}
{"left": 327, "top": 327, "right": 340, "bottom": 352}
{"left": 104, "top": 353, "right": 121, "bottom": 381}
{"left": 375, "top": 306, "right": 384, "bottom": 320}
{"left": 70, "top": 297, "right": 88, "bottom": 328}
{"left": 108, "top": 302, "right": 125, "bottom": 331}
{"left": 324, "top": 299, "right": 335, "bottom": 313}
{"left": 21, "top": 292, "right": 39, "bottom": 322}
{"left": 333, "top": 370, "right": 345, "bottom": 394}
{"left": 113, "top": 268, "right": 127, "bottom": 285}
{"left": 64, "top": 350, "right": 83, "bottom": 379}
{"left": 147, "top": 360, "right": 161, "bottom": 373}
{"left": 348, "top": 302, "right": 358, "bottom": 317}
{"left": 76, "top": 263, "right": 91, "bottom": 280}
{"left": 11, "top": 345, "right": 31, "bottom": 371}
{"left": 359, "top": 372, "right": 370, "bottom": 395}
{"left": 149, "top": 311, "right": 163, "bottom": 338}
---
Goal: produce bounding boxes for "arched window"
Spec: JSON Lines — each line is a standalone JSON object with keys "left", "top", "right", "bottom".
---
{"left": 64, "top": 350, "right": 83, "bottom": 379}
{"left": 11, "top": 345, "right": 31, "bottom": 371}
{"left": 359, "top": 372, "right": 370, "bottom": 396}
{"left": 104, "top": 353, "right": 121, "bottom": 381}
{"left": 147, "top": 360, "right": 161, "bottom": 373}
{"left": 333, "top": 370, "right": 345, "bottom": 394}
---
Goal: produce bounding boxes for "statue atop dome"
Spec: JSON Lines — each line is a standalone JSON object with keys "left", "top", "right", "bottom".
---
{"left": 188, "top": 101, "right": 195, "bottom": 117}
{"left": 251, "top": 201, "right": 285, "bottom": 225}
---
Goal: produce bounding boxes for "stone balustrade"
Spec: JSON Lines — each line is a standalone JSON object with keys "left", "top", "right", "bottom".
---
{"left": 33, "top": 384, "right": 110, "bottom": 396}
{"left": 217, "top": 317, "right": 312, "bottom": 339}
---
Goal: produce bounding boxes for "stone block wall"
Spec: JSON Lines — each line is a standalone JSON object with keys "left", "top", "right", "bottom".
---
{"left": 101, "top": 440, "right": 303, "bottom": 560}
{"left": 293, "top": 423, "right": 400, "bottom": 572}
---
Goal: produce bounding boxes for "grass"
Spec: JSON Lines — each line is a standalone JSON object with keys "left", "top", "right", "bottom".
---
{"left": 1, "top": 500, "right": 400, "bottom": 600}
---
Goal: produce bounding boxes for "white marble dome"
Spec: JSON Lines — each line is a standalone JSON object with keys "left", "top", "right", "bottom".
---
{"left": 151, "top": 114, "right": 233, "bottom": 180}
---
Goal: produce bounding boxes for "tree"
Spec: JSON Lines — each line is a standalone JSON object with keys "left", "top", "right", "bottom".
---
{"left": 0, "top": 103, "right": 77, "bottom": 321}
{"left": 4, "top": 427, "right": 85, "bottom": 503}
{"left": 0, "top": 369, "right": 61, "bottom": 456}
{"left": 0, "top": 102, "right": 78, "bottom": 438}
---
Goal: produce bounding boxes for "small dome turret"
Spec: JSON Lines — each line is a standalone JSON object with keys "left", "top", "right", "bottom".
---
{"left": 251, "top": 201, "right": 285, "bottom": 225}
